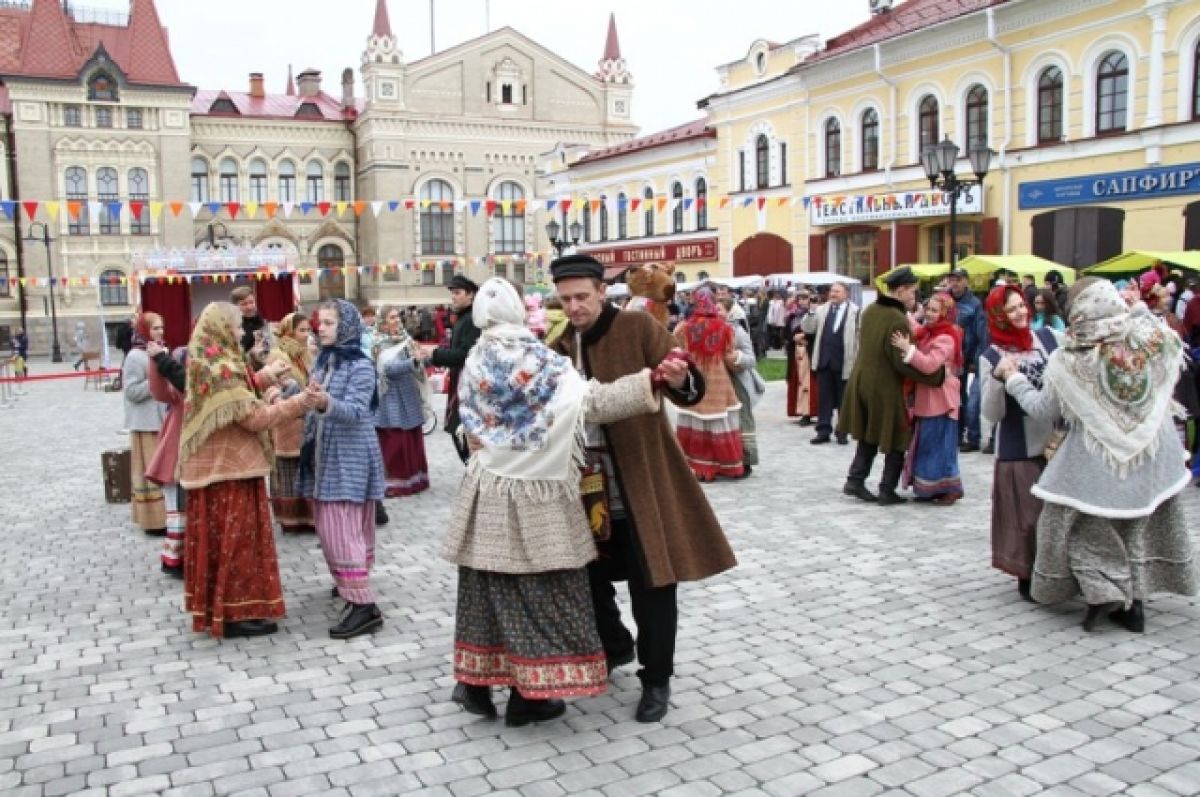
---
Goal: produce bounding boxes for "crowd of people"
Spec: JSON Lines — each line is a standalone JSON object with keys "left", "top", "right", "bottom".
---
{"left": 95, "top": 250, "right": 1199, "bottom": 728}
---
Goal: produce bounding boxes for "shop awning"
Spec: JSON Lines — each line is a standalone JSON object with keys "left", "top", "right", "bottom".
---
{"left": 876, "top": 257, "right": 1074, "bottom": 293}
{"left": 1083, "top": 250, "right": 1200, "bottom": 276}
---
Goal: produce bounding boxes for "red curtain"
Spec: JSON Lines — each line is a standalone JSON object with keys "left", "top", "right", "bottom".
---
{"left": 139, "top": 281, "right": 192, "bottom": 349}
{"left": 255, "top": 276, "right": 296, "bottom": 323}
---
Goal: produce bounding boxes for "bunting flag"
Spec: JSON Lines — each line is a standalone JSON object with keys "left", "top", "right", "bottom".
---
{"left": 468, "top": 200, "right": 481, "bottom": 217}
{"left": 129, "top": 201, "right": 145, "bottom": 220}
{"left": 719, "top": 197, "right": 731, "bottom": 209}
{"left": 264, "top": 202, "right": 278, "bottom": 219}
{"left": 150, "top": 201, "right": 164, "bottom": 219}
{"left": 299, "top": 202, "right": 314, "bottom": 215}
{"left": 560, "top": 199, "right": 572, "bottom": 213}
{"left": 89, "top": 201, "right": 104, "bottom": 219}
{"left": 656, "top": 197, "right": 668, "bottom": 213}
{"left": 318, "top": 201, "right": 331, "bottom": 217}
{"left": 514, "top": 199, "right": 526, "bottom": 215}
{"left": 756, "top": 197, "right": 768, "bottom": 211}
{"left": 224, "top": 202, "right": 239, "bottom": 219}
{"left": 188, "top": 201, "right": 203, "bottom": 218}
{"left": 169, "top": 202, "right": 184, "bottom": 217}
{"left": 486, "top": 200, "right": 498, "bottom": 217}
{"left": 335, "top": 201, "right": 348, "bottom": 218}
{"left": 353, "top": 201, "right": 366, "bottom": 216}
{"left": 282, "top": 201, "right": 295, "bottom": 218}
{"left": 630, "top": 198, "right": 641, "bottom": 212}
{"left": 67, "top": 201, "right": 82, "bottom": 220}
{"left": 44, "top": 201, "right": 61, "bottom": 221}
{"left": 244, "top": 202, "right": 258, "bottom": 219}
{"left": 22, "top": 201, "right": 39, "bottom": 220}
{"left": 371, "top": 201, "right": 384, "bottom": 218}
{"left": 683, "top": 198, "right": 694, "bottom": 211}
{"left": 0, "top": 200, "right": 14, "bottom": 219}
{"left": 205, "top": 201, "right": 221, "bottom": 216}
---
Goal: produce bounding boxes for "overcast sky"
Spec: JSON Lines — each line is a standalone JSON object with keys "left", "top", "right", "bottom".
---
{"left": 117, "top": 0, "right": 869, "bottom": 135}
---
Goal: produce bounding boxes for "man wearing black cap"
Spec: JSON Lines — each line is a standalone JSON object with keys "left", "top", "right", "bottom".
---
{"left": 839, "top": 266, "right": 942, "bottom": 504}
{"left": 425, "top": 275, "right": 481, "bottom": 462}
{"left": 947, "top": 267, "right": 987, "bottom": 452}
{"left": 551, "top": 254, "right": 737, "bottom": 724}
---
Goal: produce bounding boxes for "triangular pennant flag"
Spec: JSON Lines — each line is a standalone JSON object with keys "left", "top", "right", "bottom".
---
{"left": 89, "top": 201, "right": 104, "bottom": 219}
{"left": 590, "top": 199, "right": 602, "bottom": 214}
{"left": 225, "top": 202, "right": 240, "bottom": 219}
{"left": 335, "top": 201, "right": 348, "bottom": 218}
{"left": 0, "top": 200, "right": 14, "bottom": 219}
{"left": 187, "top": 201, "right": 202, "bottom": 217}
{"left": 741, "top": 197, "right": 754, "bottom": 208}
{"left": 67, "top": 201, "right": 82, "bottom": 220}
{"left": 420, "top": 199, "right": 433, "bottom": 210}
{"left": 388, "top": 200, "right": 401, "bottom": 212}
{"left": 546, "top": 200, "right": 558, "bottom": 211}
{"left": 756, "top": 197, "right": 767, "bottom": 211}
{"left": 244, "top": 202, "right": 259, "bottom": 219}
{"left": 683, "top": 198, "right": 694, "bottom": 211}
{"left": 443, "top": 200, "right": 455, "bottom": 212}
{"left": 560, "top": 200, "right": 573, "bottom": 213}
{"left": 282, "top": 201, "right": 295, "bottom": 217}
{"left": 205, "top": 201, "right": 221, "bottom": 216}
{"left": 299, "top": 202, "right": 314, "bottom": 215}
{"left": 371, "top": 201, "right": 384, "bottom": 218}
{"left": 403, "top": 199, "right": 415, "bottom": 210}
{"left": 486, "top": 200, "right": 498, "bottom": 217}
{"left": 775, "top": 197, "right": 788, "bottom": 208}
{"left": 22, "top": 201, "right": 39, "bottom": 220}
{"left": 656, "top": 197, "right": 668, "bottom": 213}
{"left": 261, "top": 201, "right": 276, "bottom": 219}
{"left": 167, "top": 202, "right": 182, "bottom": 217}
{"left": 468, "top": 200, "right": 481, "bottom": 217}
{"left": 630, "top": 198, "right": 641, "bottom": 212}
{"left": 107, "top": 202, "right": 123, "bottom": 221}
{"left": 129, "top": 201, "right": 145, "bottom": 220}
{"left": 719, "top": 197, "right": 732, "bottom": 209}
{"left": 149, "top": 201, "right": 164, "bottom": 219}
{"left": 318, "top": 201, "right": 332, "bottom": 217}
{"left": 514, "top": 199, "right": 526, "bottom": 214}
{"left": 44, "top": 201, "right": 61, "bottom": 221}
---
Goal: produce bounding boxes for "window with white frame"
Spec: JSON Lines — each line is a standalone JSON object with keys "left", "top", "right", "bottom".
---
{"left": 494, "top": 181, "right": 525, "bottom": 254}
{"left": 918, "top": 95, "right": 940, "bottom": 149}
{"left": 643, "top": 186, "right": 654, "bottom": 236}
{"left": 249, "top": 159, "right": 268, "bottom": 203}
{"left": 334, "top": 162, "right": 352, "bottom": 202}
{"left": 862, "top": 109, "right": 880, "bottom": 171}
{"left": 306, "top": 161, "right": 324, "bottom": 202}
{"left": 824, "top": 119, "right": 841, "bottom": 178}
{"left": 190, "top": 157, "right": 209, "bottom": 203}
{"left": 278, "top": 160, "right": 296, "bottom": 203}
{"left": 97, "top": 167, "right": 119, "bottom": 235}
{"left": 66, "top": 166, "right": 89, "bottom": 235}
{"left": 129, "top": 168, "right": 150, "bottom": 235}
{"left": 219, "top": 158, "right": 238, "bottom": 203}
{"left": 671, "top": 182, "right": 684, "bottom": 233}
{"left": 1038, "top": 67, "right": 1064, "bottom": 143}
{"left": 1096, "top": 51, "right": 1129, "bottom": 134}
{"left": 420, "top": 179, "right": 455, "bottom": 255}
{"left": 965, "top": 85, "right": 989, "bottom": 149}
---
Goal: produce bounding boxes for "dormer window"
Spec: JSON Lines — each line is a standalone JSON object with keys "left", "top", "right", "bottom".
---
{"left": 87, "top": 71, "right": 118, "bottom": 102}
{"left": 756, "top": 52, "right": 767, "bottom": 74}
{"left": 492, "top": 57, "right": 524, "bottom": 108}
{"left": 295, "top": 102, "right": 323, "bottom": 119}
{"left": 209, "top": 97, "right": 239, "bottom": 115}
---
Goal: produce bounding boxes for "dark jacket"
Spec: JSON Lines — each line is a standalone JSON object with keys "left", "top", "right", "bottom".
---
{"left": 952, "top": 289, "right": 988, "bottom": 368}
{"left": 240, "top": 314, "right": 265, "bottom": 354}
{"left": 151, "top": 350, "right": 186, "bottom": 393}
{"left": 430, "top": 304, "right": 481, "bottom": 437}
{"left": 115, "top": 323, "right": 133, "bottom": 355}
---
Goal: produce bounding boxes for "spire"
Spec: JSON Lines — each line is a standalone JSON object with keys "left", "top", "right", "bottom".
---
{"left": 286, "top": 64, "right": 296, "bottom": 96}
{"left": 125, "top": 0, "right": 182, "bottom": 84}
{"left": 603, "top": 13, "right": 621, "bottom": 61}
{"left": 19, "top": 0, "right": 76, "bottom": 77}
{"left": 372, "top": 0, "right": 393, "bottom": 38}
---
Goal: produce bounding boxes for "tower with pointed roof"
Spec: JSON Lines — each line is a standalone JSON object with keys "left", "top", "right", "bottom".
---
{"left": 361, "top": 0, "right": 405, "bottom": 108}
{"left": 595, "top": 14, "right": 633, "bottom": 127}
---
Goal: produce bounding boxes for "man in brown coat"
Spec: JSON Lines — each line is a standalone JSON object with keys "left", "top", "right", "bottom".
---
{"left": 552, "top": 254, "right": 737, "bottom": 723}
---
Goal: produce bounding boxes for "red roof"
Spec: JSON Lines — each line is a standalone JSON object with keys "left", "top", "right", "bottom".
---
{"left": 0, "top": 0, "right": 184, "bottom": 86}
{"left": 577, "top": 118, "right": 714, "bottom": 165}
{"left": 191, "top": 88, "right": 359, "bottom": 122}
{"left": 808, "top": 0, "right": 1010, "bottom": 63}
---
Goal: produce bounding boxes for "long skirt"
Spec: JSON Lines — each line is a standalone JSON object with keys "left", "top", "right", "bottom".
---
{"left": 270, "top": 455, "right": 314, "bottom": 531}
{"left": 729, "top": 373, "right": 759, "bottom": 468}
{"left": 160, "top": 485, "right": 186, "bottom": 568}
{"left": 786, "top": 349, "right": 813, "bottom": 418}
{"left": 130, "top": 430, "right": 166, "bottom": 531}
{"left": 1032, "top": 497, "right": 1199, "bottom": 608}
{"left": 376, "top": 427, "right": 430, "bottom": 497}
{"left": 315, "top": 501, "right": 376, "bottom": 604}
{"left": 904, "top": 415, "right": 964, "bottom": 499}
{"left": 454, "top": 566, "right": 607, "bottom": 700}
{"left": 675, "top": 408, "right": 744, "bottom": 481}
{"left": 184, "top": 478, "right": 284, "bottom": 638}
{"left": 991, "top": 458, "right": 1044, "bottom": 580}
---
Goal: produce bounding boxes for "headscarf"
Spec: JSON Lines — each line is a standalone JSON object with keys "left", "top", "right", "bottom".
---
{"left": 313, "top": 299, "right": 370, "bottom": 378}
{"left": 681, "top": 288, "right": 733, "bottom": 365}
{"left": 371, "top": 310, "right": 424, "bottom": 398}
{"left": 178, "top": 303, "right": 270, "bottom": 468}
{"left": 131, "top": 312, "right": 159, "bottom": 350}
{"left": 1047, "top": 279, "right": 1184, "bottom": 477}
{"left": 985, "top": 285, "right": 1033, "bottom": 352}
{"left": 458, "top": 278, "right": 588, "bottom": 498}
{"left": 273, "top": 312, "right": 311, "bottom": 386}
{"left": 915, "top": 292, "right": 963, "bottom": 370}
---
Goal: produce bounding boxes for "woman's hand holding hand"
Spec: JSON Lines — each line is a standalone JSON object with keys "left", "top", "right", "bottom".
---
{"left": 889, "top": 329, "right": 911, "bottom": 355}
{"left": 994, "top": 355, "right": 1018, "bottom": 380}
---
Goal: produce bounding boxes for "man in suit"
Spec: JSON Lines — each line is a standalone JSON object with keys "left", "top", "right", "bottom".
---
{"left": 801, "top": 281, "right": 859, "bottom": 445}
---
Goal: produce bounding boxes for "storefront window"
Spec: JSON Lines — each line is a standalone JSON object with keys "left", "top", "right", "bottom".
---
{"left": 831, "top": 231, "right": 876, "bottom": 284}
{"left": 928, "top": 222, "right": 981, "bottom": 264}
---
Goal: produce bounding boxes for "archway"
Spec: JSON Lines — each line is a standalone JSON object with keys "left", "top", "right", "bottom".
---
{"left": 733, "top": 233, "right": 793, "bottom": 277}
{"left": 318, "top": 244, "right": 346, "bottom": 300}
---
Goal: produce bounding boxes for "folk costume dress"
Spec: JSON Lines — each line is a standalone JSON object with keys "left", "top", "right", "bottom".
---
{"left": 442, "top": 278, "right": 660, "bottom": 699}
{"left": 266, "top": 315, "right": 315, "bottom": 532}
{"left": 122, "top": 314, "right": 167, "bottom": 533}
{"left": 295, "top": 300, "right": 386, "bottom": 605}
{"left": 373, "top": 327, "right": 430, "bottom": 497}
{"left": 785, "top": 307, "right": 816, "bottom": 419}
{"left": 672, "top": 289, "right": 744, "bottom": 481}
{"left": 1004, "top": 280, "right": 1199, "bottom": 609}
{"left": 901, "top": 296, "right": 964, "bottom": 501}
{"left": 178, "top": 305, "right": 309, "bottom": 638}
{"left": 146, "top": 347, "right": 188, "bottom": 569}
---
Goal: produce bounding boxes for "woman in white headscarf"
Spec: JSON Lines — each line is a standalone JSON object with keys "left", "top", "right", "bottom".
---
{"left": 442, "top": 278, "right": 664, "bottom": 727}
{"left": 997, "top": 277, "right": 1198, "bottom": 633}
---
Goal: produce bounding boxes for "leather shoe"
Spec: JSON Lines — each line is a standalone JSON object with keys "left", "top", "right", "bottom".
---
{"left": 836, "top": 434, "right": 848, "bottom": 445}
{"left": 1110, "top": 600, "right": 1145, "bottom": 633}
{"left": 1017, "top": 579, "right": 1033, "bottom": 602}
{"left": 452, "top": 683, "right": 498, "bottom": 718}
{"left": 505, "top": 689, "right": 566, "bottom": 727}
{"left": 606, "top": 647, "right": 635, "bottom": 675}
{"left": 810, "top": 436, "right": 832, "bottom": 445}
{"left": 635, "top": 683, "right": 671, "bottom": 723}
{"left": 375, "top": 502, "right": 389, "bottom": 526}
{"left": 224, "top": 619, "right": 278, "bottom": 638}
{"left": 877, "top": 489, "right": 908, "bottom": 506}
{"left": 161, "top": 562, "right": 184, "bottom": 580}
{"left": 843, "top": 483, "right": 877, "bottom": 502}
{"left": 797, "top": 416, "right": 813, "bottom": 427}
{"left": 329, "top": 603, "right": 383, "bottom": 640}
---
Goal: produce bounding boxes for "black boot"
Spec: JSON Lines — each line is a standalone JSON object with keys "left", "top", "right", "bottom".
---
{"left": 329, "top": 603, "right": 383, "bottom": 639}
{"left": 1017, "top": 579, "right": 1033, "bottom": 602}
{"left": 505, "top": 689, "right": 565, "bottom": 727}
{"left": 452, "top": 683, "right": 497, "bottom": 718}
{"left": 877, "top": 488, "right": 909, "bottom": 506}
{"left": 842, "top": 482, "right": 877, "bottom": 502}
{"left": 635, "top": 682, "right": 671, "bottom": 723}
{"left": 1082, "top": 604, "right": 1107, "bottom": 632}
{"left": 878, "top": 452, "right": 907, "bottom": 505}
{"left": 1111, "top": 600, "right": 1145, "bottom": 633}
{"left": 224, "top": 619, "right": 278, "bottom": 638}
{"left": 375, "top": 502, "right": 389, "bottom": 526}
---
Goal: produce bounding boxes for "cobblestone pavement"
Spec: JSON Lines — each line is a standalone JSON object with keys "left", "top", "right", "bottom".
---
{"left": 3, "top": 364, "right": 1200, "bottom": 797}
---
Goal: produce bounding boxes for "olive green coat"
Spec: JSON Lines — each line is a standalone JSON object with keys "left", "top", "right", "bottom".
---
{"left": 837, "top": 294, "right": 925, "bottom": 453}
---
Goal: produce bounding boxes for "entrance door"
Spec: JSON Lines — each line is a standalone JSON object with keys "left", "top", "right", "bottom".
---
{"left": 733, "top": 233, "right": 793, "bottom": 277}
{"left": 318, "top": 244, "right": 346, "bottom": 300}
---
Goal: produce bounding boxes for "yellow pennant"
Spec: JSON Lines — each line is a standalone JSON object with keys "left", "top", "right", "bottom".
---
{"left": 335, "top": 201, "right": 348, "bottom": 218}
{"left": 149, "top": 201, "right": 164, "bottom": 219}
{"left": 245, "top": 202, "right": 259, "bottom": 219}
{"left": 45, "top": 201, "right": 61, "bottom": 221}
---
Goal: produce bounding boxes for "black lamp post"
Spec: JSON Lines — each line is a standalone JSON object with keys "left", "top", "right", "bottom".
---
{"left": 921, "top": 136, "right": 993, "bottom": 272}
{"left": 24, "top": 221, "right": 63, "bottom": 363}
{"left": 545, "top": 217, "right": 582, "bottom": 256}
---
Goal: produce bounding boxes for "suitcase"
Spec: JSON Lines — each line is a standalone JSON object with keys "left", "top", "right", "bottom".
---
{"left": 102, "top": 448, "right": 132, "bottom": 504}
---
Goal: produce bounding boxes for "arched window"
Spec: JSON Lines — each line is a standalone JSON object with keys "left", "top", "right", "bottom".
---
{"left": 643, "top": 186, "right": 655, "bottom": 237}
{"left": 494, "top": 181, "right": 524, "bottom": 254}
{"left": 1096, "top": 51, "right": 1129, "bottom": 134}
{"left": 278, "top": 160, "right": 296, "bottom": 203}
{"left": 65, "top": 166, "right": 89, "bottom": 235}
{"left": 755, "top": 134, "right": 770, "bottom": 188}
{"left": 87, "top": 71, "right": 118, "bottom": 102}
{"left": 599, "top": 195, "right": 610, "bottom": 241}
{"left": 190, "top": 157, "right": 209, "bottom": 203}
{"left": 97, "top": 167, "right": 119, "bottom": 235}
{"left": 1038, "top": 67, "right": 1064, "bottom": 143}
{"left": 99, "top": 269, "right": 127, "bottom": 307}
{"left": 861, "top": 109, "right": 880, "bottom": 171}
{"left": 0, "top": 250, "right": 9, "bottom": 298}
{"left": 696, "top": 178, "right": 708, "bottom": 230}
{"left": 919, "top": 95, "right": 940, "bottom": 148}
{"left": 219, "top": 157, "right": 238, "bottom": 203}
{"left": 306, "top": 161, "right": 324, "bottom": 202}
{"left": 671, "top": 182, "right": 684, "bottom": 233}
{"left": 248, "top": 159, "right": 268, "bottom": 203}
{"left": 581, "top": 200, "right": 592, "bottom": 243}
{"left": 617, "top": 192, "right": 628, "bottom": 239}
{"left": 824, "top": 118, "right": 841, "bottom": 178}
{"left": 334, "top": 162, "right": 352, "bottom": 202}
{"left": 419, "top": 179, "right": 454, "bottom": 254}
{"left": 317, "top": 244, "right": 346, "bottom": 300}
{"left": 128, "top": 168, "right": 150, "bottom": 235}
{"left": 965, "top": 85, "right": 989, "bottom": 149}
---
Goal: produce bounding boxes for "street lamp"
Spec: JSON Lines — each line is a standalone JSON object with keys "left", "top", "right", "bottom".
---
{"left": 545, "top": 217, "right": 582, "bottom": 256}
{"left": 921, "top": 136, "right": 993, "bottom": 271}
{"left": 23, "top": 221, "right": 64, "bottom": 363}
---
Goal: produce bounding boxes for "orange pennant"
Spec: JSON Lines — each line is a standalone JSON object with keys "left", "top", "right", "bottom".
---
{"left": 264, "top": 202, "right": 278, "bottom": 219}
{"left": 169, "top": 202, "right": 184, "bottom": 217}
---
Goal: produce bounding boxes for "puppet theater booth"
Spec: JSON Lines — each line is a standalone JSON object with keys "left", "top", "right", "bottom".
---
{"left": 133, "top": 247, "right": 297, "bottom": 348}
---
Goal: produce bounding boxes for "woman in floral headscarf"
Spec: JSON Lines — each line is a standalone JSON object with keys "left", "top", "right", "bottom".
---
{"left": 123, "top": 312, "right": 167, "bottom": 535}
{"left": 979, "top": 285, "right": 1063, "bottom": 601}
{"left": 372, "top": 305, "right": 430, "bottom": 497}
{"left": 265, "top": 312, "right": 315, "bottom": 532}
{"left": 997, "top": 278, "right": 1198, "bottom": 632}
{"left": 442, "top": 278, "right": 662, "bottom": 727}
{"left": 672, "top": 287, "right": 744, "bottom": 481}
{"left": 296, "top": 299, "right": 387, "bottom": 640}
{"left": 178, "top": 303, "right": 312, "bottom": 638}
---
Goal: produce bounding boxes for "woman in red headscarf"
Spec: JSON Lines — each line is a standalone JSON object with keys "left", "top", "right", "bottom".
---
{"left": 978, "top": 285, "right": 1064, "bottom": 601}
{"left": 122, "top": 312, "right": 167, "bottom": 535}
{"left": 890, "top": 292, "right": 963, "bottom": 504}
{"left": 672, "top": 287, "right": 744, "bottom": 481}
